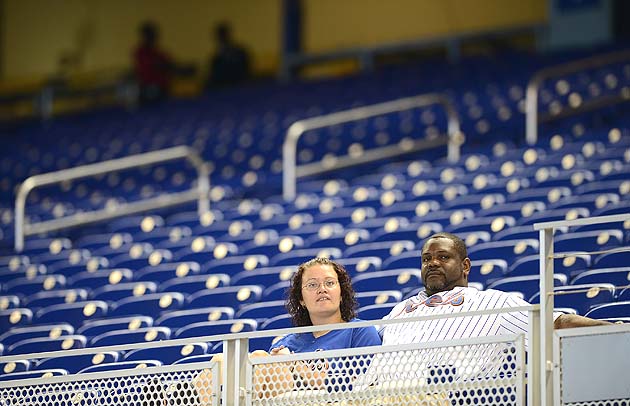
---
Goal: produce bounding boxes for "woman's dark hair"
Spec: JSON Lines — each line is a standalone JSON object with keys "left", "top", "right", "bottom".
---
{"left": 286, "top": 257, "right": 358, "bottom": 327}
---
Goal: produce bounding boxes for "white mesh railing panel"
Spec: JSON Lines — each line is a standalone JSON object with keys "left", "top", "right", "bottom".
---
{"left": 247, "top": 335, "right": 524, "bottom": 406}
{"left": 0, "top": 362, "right": 220, "bottom": 406}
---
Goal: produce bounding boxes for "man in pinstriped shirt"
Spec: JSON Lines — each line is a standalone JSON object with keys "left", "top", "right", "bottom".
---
{"left": 380, "top": 232, "right": 610, "bottom": 346}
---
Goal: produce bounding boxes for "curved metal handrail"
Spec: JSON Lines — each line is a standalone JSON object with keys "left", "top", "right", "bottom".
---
{"left": 525, "top": 48, "right": 630, "bottom": 145}
{"left": 282, "top": 93, "right": 463, "bottom": 201}
{"left": 14, "top": 145, "right": 210, "bottom": 252}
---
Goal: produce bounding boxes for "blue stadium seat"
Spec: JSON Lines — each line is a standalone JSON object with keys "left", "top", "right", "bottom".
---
{"left": 7, "top": 335, "right": 86, "bottom": 355}
{"left": 592, "top": 250, "right": 630, "bottom": 268}
{"left": 0, "top": 369, "right": 67, "bottom": 381}
{"left": 33, "top": 351, "right": 120, "bottom": 374}
{"left": 446, "top": 216, "right": 516, "bottom": 235}
{"left": 90, "top": 326, "right": 171, "bottom": 347}
{"left": 158, "top": 274, "right": 230, "bottom": 294}
{"left": 34, "top": 301, "right": 107, "bottom": 327}
{"left": 24, "top": 289, "right": 90, "bottom": 310}
{"left": 173, "top": 353, "right": 219, "bottom": 365}
{"left": 259, "top": 314, "right": 292, "bottom": 330}
{"left": 230, "top": 265, "right": 294, "bottom": 287}
{"left": 530, "top": 283, "right": 616, "bottom": 315}
{"left": 0, "top": 263, "right": 47, "bottom": 285}
{"left": 22, "top": 237, "right": 72, "bottom": 258}
{"left": 134, "top": 261, "right": 202, "bottom": 283}
{"left": 270, "top": 247, "right": 343, "bottom": 267}
{"left": 234, "top": 300, "right": 286, "bottom": 324}
{"left": 0, "top": 323, "right": 74, "bottom": 348}
{"left": 337, "top": 256, "right": 382, "bottom": 276}
{"left": 202, "top": 254, "right": 269, "bottom": 276}
{"left": 134, "top": 225, "right": 193, "bottom": 245}
{"left": 476, "top": 201, "right": 546, "bottom": 221}
{"left": 554, "top": 229, "right": 624, "bottom": 252}
{"left": 262, "top": 281, "right": 290, "bottom": 301}
{"left": 110, "top": 292, "right": 185, "bottom": 318}
{"left": 90, "top": 281, "right": 157, "bottom": 302}
{"left": 47, "top": 256, "right": 110, "bottom": 278}
{"left": 0, "top": 359, "right": 30, "bottom": 374}
{"left": 75, "top": 232, "right": 134, "bottom": 251}
{"left": 77, "top": 316, "right": 154, "bottom": 338}
{"left": 571, "top": 267, "right": 630, "bottom": 287}
{"left": 173, "top": 319, "right": 257, "bottom": 338}
{"left": 585, "top": 301, "right": 630, "bottom": 319}
{"left": 68, "top": 268, "right": 133, "bottom": 289}
{"left": 355, "top": 290, "right": 402, "bottom": 308}
{"left": 0, "top": 295, "right": 20, "bottom": 310}
{"left": 187, "top": 286, "right": 263, "bottom": 310}
{"left": 0, "top": 308, "right": 33, "bottom": 331}
{"left": 343, "top": 240, "right": 416, "bottom": 260}
{"left": 358, "top": 302, "right": 397, "bottom": 320}
{"left": 487, "top": 274, "right": 567, "bottom": 301}
{"left": 307, "top": 227, "right": 371, "bottom": 249}
{"left": 508, "top": 254, "right": 591, "bottom": 279}
{"left": 124, "top": 343, "right": 208, "bottom": 365}
{"left": 4, "top": 274, "right": 66, "bottom": 296}
{"left": 110, "top": 248, "right": 174, "bottom": 270}
{"left": 469, "top": 259, "right": 509, "bottom": 288}
{"left": 467, "top": 239, "right": 539, "bottom": 261}
{"left": 107, "top": 214, "right": 165, "bottom": 235}
{"left": 352, "top": 269, "right": 422, "bottom": 295}
{"left": 240, "top": 235, "right": 304, "bottom": 257}
{"left": 618, "top": 288, "right": 630, "bottom": 301}
{"left": 154, "top": 307, "right": 235, "bottom": 330}
{"left": 78, "top": 360, "right": 162, "bottom": 374}
{"left": 517, "top": 207, "right": 590, "bottom": 227}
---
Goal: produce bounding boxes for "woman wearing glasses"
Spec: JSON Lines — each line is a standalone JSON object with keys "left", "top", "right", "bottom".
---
{"left": 270, "top": 257, "right": 381, "bottom": 354}
{"left": 194, "top": 257, "right": 380, "bottom": 402}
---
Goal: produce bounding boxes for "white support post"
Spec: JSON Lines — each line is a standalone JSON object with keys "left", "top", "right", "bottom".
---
{"left": 539, "top": 227, "right": 555, "bottom": 406}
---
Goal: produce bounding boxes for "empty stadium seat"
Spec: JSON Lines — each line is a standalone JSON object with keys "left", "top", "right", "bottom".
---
{"left": 90, "top": 326, "right": 171, "bottom": 347}
{"left": 34, "top": 301, "right": 107, "bottom": 327}
{"left": 173, "top": 319, "right": 257, "bottom": 339}
{"left": 110, "top": 292, "right": 185, "bottom": 318}
{"left": 529, "top": 283, "right": 616, "bottom": 315}
{"left": 187, "top": 285, "right": 263, "bottom": 310}
{"left": 124, "top": 343, "right": 208, "bottom": 365}
{"left": 7, "top": 335, "right": 86, "bottom": 355}
{"left": 33, "top": 351, "right": 120, "bottom": 374}
{"left": 154, "top": 307, "right": 235, "bottom": 330}
{"left": 0, "top": 323, "right": 74, "bottom": 348}
{"left": 352, "top": 268, "right": 422, "bottom": 294}
{"left": 585, "top": 301, "right": 630, "bottom": 319}
{"left": 487, "top": 274, "right": 567, "bottom": 301}
{"left": 77, "top": 315, "right": 154, "bottom": 338}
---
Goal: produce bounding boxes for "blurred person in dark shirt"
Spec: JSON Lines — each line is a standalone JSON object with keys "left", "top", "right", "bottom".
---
{"left": 206, "top": 22, "right": 251, "bottom": 89}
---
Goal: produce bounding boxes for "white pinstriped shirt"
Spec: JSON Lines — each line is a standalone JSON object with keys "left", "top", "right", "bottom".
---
{"left": 380, "top": 286, "right": 536, "bottom": 346}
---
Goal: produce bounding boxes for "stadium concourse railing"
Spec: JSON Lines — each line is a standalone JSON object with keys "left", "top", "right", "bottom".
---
{"left": 0, "top": 308, "right": 533, "bottom": 406}
{"left": 282, "top": 92, "right": 463, "bottom": 201}
{"left": 533, "top": 212, "right": 630, "bottom": 406}
{"left": 525, "top": 48, "right": 630, "bottom": 146}
{"left": 14, "top": 145, "right": 210, "bottom": 252}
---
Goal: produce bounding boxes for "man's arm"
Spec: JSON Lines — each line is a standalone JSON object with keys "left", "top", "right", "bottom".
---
{"left": 554, "top": 313, "right": 613, "bottom": 329}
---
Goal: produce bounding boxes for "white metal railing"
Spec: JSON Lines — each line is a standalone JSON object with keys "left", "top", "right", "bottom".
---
{"left": 525, "top": 48, "right": 630, "bottom": 146}
{"left": 0, "top": 306, "right": 535, "bottom": 406}
{"left": 14, "top": 145, "right": 210, "bottom": 252}
{"left": 533, "top": 213, "right": 630, "bottom": 406}
{"left": 282, "top": 93, "right": 463, "bottom": 201}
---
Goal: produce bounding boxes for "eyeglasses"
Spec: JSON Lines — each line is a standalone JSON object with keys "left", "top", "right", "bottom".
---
{"left": 302, "top": 279, "right": 338, "bottom": 291}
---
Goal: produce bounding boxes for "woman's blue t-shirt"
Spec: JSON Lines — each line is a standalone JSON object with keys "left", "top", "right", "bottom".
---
{"left": 269, "top": 318, "right": 381, "bottom": 353}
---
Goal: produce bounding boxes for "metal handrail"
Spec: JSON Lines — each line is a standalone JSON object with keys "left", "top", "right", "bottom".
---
{"left": 533, "top": 212, "right": 630, "bottom": 406}
{"left": 14, "top": 145, "right": 210, "bottom": 252}
{"left": 282, "top": 93, "right": 463, "bottom": 201}
{"left": 525, "top": 48, "right": 630, "bottom": 145}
